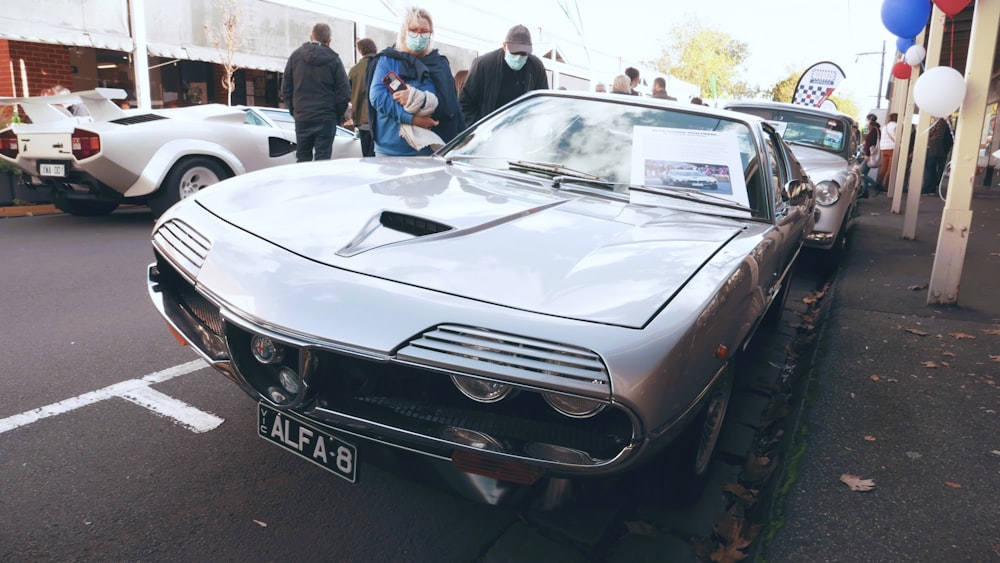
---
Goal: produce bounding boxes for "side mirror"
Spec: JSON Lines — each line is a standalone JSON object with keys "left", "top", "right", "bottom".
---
{"left": 783, "top": 178, "right": 812, "bottom": 202}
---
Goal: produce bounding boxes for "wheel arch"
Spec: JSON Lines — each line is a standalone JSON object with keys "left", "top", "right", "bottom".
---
{"left": 122, "top": 139, "right": 245, "bottom": 197}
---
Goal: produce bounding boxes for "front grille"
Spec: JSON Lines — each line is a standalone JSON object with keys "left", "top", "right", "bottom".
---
{"left": 153, "top": 219, "right": 210, "bottom": 279}
{"left": 223, "top": 322, "right": 633, "bottom": 466}
{"left": 398, "top": 325, "right": 610, "bottom": 398}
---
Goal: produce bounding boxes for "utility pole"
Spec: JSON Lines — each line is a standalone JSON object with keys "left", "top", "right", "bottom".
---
{"left": 856, "top": 40, "right": 888, "bottom": 108}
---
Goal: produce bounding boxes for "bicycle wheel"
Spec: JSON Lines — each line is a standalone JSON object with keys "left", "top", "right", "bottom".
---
{"left": 939, "top": 161, "right": 951, "bottom": 201}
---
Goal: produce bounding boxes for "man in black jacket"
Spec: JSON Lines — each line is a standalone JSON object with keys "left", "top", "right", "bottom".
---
{"left": 459, "top": 24, "right": 548, "bottom": 126}
{"left": 282, "top": 23, "right": 351, "bottom": 161}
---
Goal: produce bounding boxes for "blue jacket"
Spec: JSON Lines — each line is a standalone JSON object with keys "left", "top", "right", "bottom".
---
{"left": 368, "top": 47, "right": 465, "bottom": 156}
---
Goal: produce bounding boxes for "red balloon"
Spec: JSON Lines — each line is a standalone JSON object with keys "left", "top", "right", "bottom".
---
{"left": 934, "top": 0, "right": 972, "bottom": 17}
{"left": 892, "top": 61, "right": 913, "bottom": 79}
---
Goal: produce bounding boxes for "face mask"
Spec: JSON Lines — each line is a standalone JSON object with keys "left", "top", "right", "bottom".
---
{"left": 504, "top": 51, "right": 528, "bottom": 71}
{"left": 406, "top": 33, "right": 430, "bottom": 52}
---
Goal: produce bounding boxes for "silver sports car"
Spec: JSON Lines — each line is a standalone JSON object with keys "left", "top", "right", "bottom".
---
{"left": 726, "top": 101, "right": 861, "bottom": 262}
{"left": 147, "top": 91, "right": 814, "bottom": 507}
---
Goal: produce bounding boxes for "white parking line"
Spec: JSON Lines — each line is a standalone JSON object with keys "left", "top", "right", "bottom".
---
{"left": 0, "top": 359, "right": 221, "bottom": 435}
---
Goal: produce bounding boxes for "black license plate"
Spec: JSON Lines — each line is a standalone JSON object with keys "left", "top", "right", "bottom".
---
{"left": 258, "top": 402, "right": 357, "bottom": 483}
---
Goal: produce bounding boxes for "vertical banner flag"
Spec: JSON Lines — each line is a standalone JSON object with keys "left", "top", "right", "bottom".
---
{"left": 791, "top": 61, "right": 846, "bottom": 107}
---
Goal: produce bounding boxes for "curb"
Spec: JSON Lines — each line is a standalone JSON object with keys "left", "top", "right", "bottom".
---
{"left": 0, "top": 204, "right": 61, "bottom": 218}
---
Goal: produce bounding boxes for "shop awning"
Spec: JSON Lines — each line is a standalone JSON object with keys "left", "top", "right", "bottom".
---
{"left": 146, "top": 43, "right": 286, "bottom": 73}
{"left": 0, "top": 21, "right": 133, "bottom": 52}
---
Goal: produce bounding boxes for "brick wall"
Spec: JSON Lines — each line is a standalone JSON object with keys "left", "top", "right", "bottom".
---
{"left": 0, "top": 40, "right": 73, "bottom": 97}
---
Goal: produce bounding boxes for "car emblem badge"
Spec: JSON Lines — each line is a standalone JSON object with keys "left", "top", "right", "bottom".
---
{"left": 251, "top": 335, "right": 284, "bottom": 364}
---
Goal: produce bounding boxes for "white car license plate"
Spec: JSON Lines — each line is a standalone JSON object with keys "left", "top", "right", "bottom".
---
{"left": 258, "top": 402, "right": 357, "bottom": 483}
{"left": 39, "top": 163, "right": 66, "bottom": 177}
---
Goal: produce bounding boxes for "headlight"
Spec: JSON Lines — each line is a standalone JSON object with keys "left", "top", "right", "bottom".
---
{"left": 543, "top": 392, "right": 606, "bottom": 418}
{"left": 450, "top": 375, "right": 515, "bottom": 403}
{"left": 814, "top": 180, "right": 841, "bottom": 206}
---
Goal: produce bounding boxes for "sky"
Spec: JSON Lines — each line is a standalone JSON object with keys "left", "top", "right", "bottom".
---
{"left": 305, "top": 0, "right": 901, "bottom": 113}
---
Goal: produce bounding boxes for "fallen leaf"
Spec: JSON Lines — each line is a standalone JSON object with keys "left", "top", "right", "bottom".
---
{"left": 870, "top": 374, "right": 881, "bottom": 381}
{"left": 253, "top": 519, "right": 268, "bottom": 528}
{"left": 989, "top": 355, "right": 1000, "bottom": 363}
{"left": 840, "top": 473, "right": 876, "bottom": 491}
{"left": 990, "top": 450, "right": 1000, "bottom": 456}
{"left": 942, "top": 351, "right": 956, "bottom": 357}
{"left": 982, "top": 328, "right": 1000, "bottom": 336}
{"left": 921, "top": 361, "right": 939, "bottom": 368}
{"left": 903, "top": 327, "right": 929, "bottom": 336}
{"left": 863, "top": 435, "right": 877, "bottom": 442}
{"left": 625, "top": 520, "right": 658, "bottom": 536}
{"left": 906, "top": 284, "right": 928, "bottom": 291}
{"left": 950, "top": 332, "right": 976, "bottom": 340}
{"left": 905, "top": 451, "right": 923, "bottom": 460}
{"left": 944, "top": 481, "right": 962, "bottom": 489}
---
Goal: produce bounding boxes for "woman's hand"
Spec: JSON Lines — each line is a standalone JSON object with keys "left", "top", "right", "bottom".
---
{"left": 411, "top": 115, "right": 439, "bottom": 129}
{"left": 392, "top": 90, "right": 409, "bottom": 105}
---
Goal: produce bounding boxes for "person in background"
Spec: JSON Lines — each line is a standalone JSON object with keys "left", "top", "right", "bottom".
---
{"left": 624, "top": 66, "right": 640, "bottom": 95}
{"left": 610, "top": 75, "right": 632, "bottom": 94}
{"left": 691, "top": 96, "right": 704, "bottom": 105}
{"left": 921, "top": 116, "right": 954, "bottom": 194}
{"left": 594, "top": 83, "right": 606, "bottom": 93}
{"left": 876, "top": 112, "right": 897, "bottom": 190}
{"left": 650, "top": 77, "right": 676, "bottom": 101}
{"left": 459, "top": 24, "right": 548, "bottom": 125}
{"left": 50, "top": 85, "right": 91, "bottom": 117}
{"left": 858, "top": 113, "right": 881, "bottom": 198}
{"left": 453, "top": 69, "right": 468, "bottom": 94}
{"left": 368, "top": 6, "right": 463, "bottom": 156}
{"left": 281, "top": 23, "right": 351, "bottom": 162}
{"left": 348, "top": 37, "right": 378, "bottom": 157}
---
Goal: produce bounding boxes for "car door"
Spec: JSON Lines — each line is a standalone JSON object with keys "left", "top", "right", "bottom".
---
{"left": 761, "top": 128, "right": 812, "bottom": 297}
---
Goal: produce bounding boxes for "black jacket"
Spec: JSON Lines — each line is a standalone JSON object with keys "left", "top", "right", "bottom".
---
{"left": 281, "top": 42, "right": 350, "bottom": 123}
{"left": 459, "top": 48, "right": 548, "bottom": 126}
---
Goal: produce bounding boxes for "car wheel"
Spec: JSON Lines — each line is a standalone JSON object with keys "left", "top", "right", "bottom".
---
{"left": 51, "top": 195, "right": 120, "bottom": 216}
{"left": 635, "top": 363, "right": 735, "bottom": 507}
{"left": 148, "top": 157, "right": 229, "bottom": 217}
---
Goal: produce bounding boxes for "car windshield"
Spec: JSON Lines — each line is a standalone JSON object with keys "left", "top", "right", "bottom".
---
{"left": 442, "top": 95, "right": 766, "bottom": 217}
{"left": 728, "top": 106, "right": 848, "bottom": 155}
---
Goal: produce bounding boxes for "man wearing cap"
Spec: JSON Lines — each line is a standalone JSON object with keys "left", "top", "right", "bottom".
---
{"left": 459, "top": 24, "right": 549, "bottom": 126}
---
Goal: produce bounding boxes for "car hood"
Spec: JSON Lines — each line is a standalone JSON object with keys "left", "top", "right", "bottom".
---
{"left": 788, "top": 145, "right": 851, "bottom": 182}
{"left": 193, "top": 158, "right": 747, "bottom": 327}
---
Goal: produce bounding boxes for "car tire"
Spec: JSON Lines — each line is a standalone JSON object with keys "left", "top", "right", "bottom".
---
{"left": 51, "top": 195, "right": 120, "bottom": 216}
{"left": 635, "top": 363, "right": 735, "bottom": 507}
{"left": 148, "top": 157, "right": 229, "bottom": 217}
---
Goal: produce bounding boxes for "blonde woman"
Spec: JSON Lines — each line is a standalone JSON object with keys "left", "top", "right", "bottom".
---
{"left": 368, "top": 6, "right": 464, "bottom": 156}
{"left": 611, "top": 74, "right": 632, "bottom": 95}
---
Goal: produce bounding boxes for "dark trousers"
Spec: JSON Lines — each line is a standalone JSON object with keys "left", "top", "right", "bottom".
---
{"left": 358, "top": 128, "right": 375, "bottom": 157}
{"left": 295, "top": 118, "right": 336, "bottom": 162}
{"left": 921, "top": 152, "right": 947, "bottom": 194}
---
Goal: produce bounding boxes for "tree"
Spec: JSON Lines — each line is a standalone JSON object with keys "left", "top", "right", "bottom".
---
{"left": 204, "top": 0, "right": 244, "bottom": 106}
{"left": 648, "top": 17, "right": 750, "bottom": 99}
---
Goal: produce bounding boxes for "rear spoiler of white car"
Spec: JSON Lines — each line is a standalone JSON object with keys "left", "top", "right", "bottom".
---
{"left": 0, "top": 87, "right": 127, "bottom": 124}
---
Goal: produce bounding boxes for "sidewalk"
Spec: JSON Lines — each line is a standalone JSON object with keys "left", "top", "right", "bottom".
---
{"left": 763, "top": 193, "right": 1000, "bottom": 561}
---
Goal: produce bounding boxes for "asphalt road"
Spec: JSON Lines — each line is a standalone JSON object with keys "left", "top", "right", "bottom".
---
{"left": 0, "top": 208, "right": 825, "bottom": 562}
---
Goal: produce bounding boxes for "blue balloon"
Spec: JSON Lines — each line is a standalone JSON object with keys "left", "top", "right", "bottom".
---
{"left": 881, "top": 0, "right": 932, "bottom": 39}
{"left": 896, "top": 36, "right": 915, "bottom": 54}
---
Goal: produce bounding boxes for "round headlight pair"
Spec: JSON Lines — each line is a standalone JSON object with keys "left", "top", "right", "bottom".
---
{"left": 814, "top": 180, "right": 842, "bottom": 206}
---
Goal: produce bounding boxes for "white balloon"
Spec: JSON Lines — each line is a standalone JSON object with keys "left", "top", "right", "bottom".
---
{"left": 905, "top": 45, "right": 926, "bottom": 66}
{"left": 913, "top": 66, "right": 966, "bottom": 117}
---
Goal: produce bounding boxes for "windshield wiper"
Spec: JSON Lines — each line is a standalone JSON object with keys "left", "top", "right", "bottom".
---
{"left": 631, "top": 184, "right": 752, "bottom": 212}
{"left": 507, "top": 160, "right": 606, "bottom": 181}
